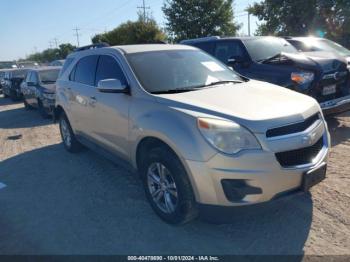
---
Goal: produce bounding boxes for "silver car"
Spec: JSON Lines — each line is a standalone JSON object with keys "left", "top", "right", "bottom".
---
{"left": 55, "top": 44, "right": 330, "bottom": 224}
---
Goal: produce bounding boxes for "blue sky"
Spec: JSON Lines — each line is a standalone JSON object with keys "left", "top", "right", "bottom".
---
{"left": 0, "top": 0, "right": 259, "bottom": 60}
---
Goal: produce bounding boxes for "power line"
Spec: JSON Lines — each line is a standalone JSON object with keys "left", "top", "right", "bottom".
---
{"left": 137, "top": 0, "right": 150, "bottom": 20}
{"left": 73, "top": 27, "right": 81, "bottom": 47}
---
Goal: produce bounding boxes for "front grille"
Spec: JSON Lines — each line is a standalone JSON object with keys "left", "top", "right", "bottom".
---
{"left": 275, "top": 137, "right": 324, "bottom": 167}
{"left": 314, "top": 70, "right": 349, "bottom": 103}
{"left": 266, "top": 114, "right": 320, "bottom": 138}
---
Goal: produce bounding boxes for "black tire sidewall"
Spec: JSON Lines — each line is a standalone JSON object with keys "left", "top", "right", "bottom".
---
{"left": 59, "top": 113, "right": 82, "bottom": 153}
{"left": 141, "top": 147, "right": 198, "bottom": 225}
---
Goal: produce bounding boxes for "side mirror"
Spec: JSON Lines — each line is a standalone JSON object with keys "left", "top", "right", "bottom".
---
{"left": 97, "top": 79, "right": 129, "bottom": 94}
{"left": 227, "top": 56, "right": 245, "bottom": 65}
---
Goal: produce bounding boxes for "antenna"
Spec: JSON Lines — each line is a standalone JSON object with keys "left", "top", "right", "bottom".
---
{"left": 73, "top": 27, "right": 81, "bottom": 47}
{"left": 137, "top": 0, "right": 150, "bottom": 20}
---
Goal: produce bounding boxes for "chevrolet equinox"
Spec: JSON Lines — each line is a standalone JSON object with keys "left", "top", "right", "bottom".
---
{"left": 55, "top": 43, "right": 330, "bottom": 224}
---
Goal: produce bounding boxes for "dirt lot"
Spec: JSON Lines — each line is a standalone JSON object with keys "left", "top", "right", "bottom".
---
{"left": 0, "top": 95, "right": 349, "bottom": 255}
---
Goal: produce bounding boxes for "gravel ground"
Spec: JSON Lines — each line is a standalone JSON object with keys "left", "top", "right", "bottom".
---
{"left": 0, "top": 95, "right": 349, "bottom": 255}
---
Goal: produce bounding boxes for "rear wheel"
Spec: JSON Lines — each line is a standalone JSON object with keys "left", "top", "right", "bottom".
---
{"left": 140, "top": 146, "right": 198, "bottom": 224}
{"left": 23, "top": 99, "right": 32, "bottom": 110}
{"left": 59, "top": 113, "right": 83, "bottom": 153}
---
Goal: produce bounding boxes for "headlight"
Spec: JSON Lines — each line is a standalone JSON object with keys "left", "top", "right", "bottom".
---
{"left": 43, "top": 93, "right": 55, "bottom": 99}
{"left": 197, "top": 118, "right": 261, "bottom": 154}
{"left": 291, "top": 72, "right": 314, "bottom": 85}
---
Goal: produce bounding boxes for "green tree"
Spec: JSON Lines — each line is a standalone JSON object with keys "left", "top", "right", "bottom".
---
{"left": 248, "top": 0, "right": 350, "bottom": 47}
{"left": 25, "top": 43, "right": 76, "bottom": 63}
{"left": 162, "top": 0, "right": 240, "bottom": 42}
{"left": 92, "top": 15, "right": 166, "bottom": 45}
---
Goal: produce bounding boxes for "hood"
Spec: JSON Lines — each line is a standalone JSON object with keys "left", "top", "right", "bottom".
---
{"left": 155, "top": 80, "right": 320, "bottom": 133}
{"left": 270, "top": 52, "right": 347, "bottom": 73}
{"left": 301, "top": 51, "right": 347, "bottom": 72}
{"left": 42, "top": 83, "right": 56, "bottom": 93}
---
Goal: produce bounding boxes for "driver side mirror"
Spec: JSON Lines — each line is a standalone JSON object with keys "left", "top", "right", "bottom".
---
{"left": 97, "top": 79, "right": 129, "bottom": 94}
{"left": 227, "top": 55, "right": 245, "bottom": 65}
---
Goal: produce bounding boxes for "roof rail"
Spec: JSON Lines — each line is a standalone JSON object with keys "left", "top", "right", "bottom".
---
{"left": 74, "top": 43, "right": 110, "bottom": 52}
{"left": 180, "top": 36, "right": 221, "bottom": 44}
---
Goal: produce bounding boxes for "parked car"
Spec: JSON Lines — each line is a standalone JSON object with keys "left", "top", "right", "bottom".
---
{"left": 49, "top": 60, "right": 65, "bottom": 67}
{"left": 181, "top": 36, "right": 350, "bottom": 115}
{"left": 21, "top": 67, "right": 61, "bottom": 118}
{"left": 285, "top": 37, "right": 350, "bottom": 67}
{"left": 17, "top": 61, "right": 39, "bottom": 68}
{"left": 55, "top": 43, "right": 330, "bottom": 224}
{"left": 0, "top": 70, "right": 8, "bottom": 94}
{"left": 2, "top": 69, "right": 29, "bottom": 100}
{"left": 0, "top": 61, "right": 17, "bottom": 69}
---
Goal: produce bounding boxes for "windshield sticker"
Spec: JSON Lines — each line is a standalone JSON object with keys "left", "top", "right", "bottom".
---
{"left": 201, "top": 61, "right": 225, "bottom": 72}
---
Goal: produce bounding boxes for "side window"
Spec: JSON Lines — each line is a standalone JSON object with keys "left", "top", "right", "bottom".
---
{"left": 74, "top": 55, "right": 99, "bottom": 86}
{"left": 95, "top": 55, "right": 127, "bottom": 86}
{"left": 215, "top": 41, "right": 245, "bottom": 63}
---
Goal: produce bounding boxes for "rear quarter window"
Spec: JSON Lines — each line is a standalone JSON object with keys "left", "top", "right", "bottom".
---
{"left": 60, "top": 58, "right": 74, "bottom": 77}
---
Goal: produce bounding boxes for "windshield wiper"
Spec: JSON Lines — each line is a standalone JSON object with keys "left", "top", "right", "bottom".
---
{"left": 204, "top": 80, "right": 244, "bottom": 87}
{"left": 151, "top": 80, "right": 243, "bottom": 94}
{"left": 152, "top": 87, "right": 204, "bottom": 94}
{"left": 258, "top": 53, "right": 283, "bottom": 63}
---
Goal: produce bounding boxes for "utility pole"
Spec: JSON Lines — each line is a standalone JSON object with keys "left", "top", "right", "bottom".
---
{"left": 48, "top": 41, "right": 53, "bottom": 49}
{"left": 53, "top": 38, "right": 59, "bottom": 48}
{"left": 248, "top": 12, "right": 251, "bottom": 36}
{"left": 73, "top": 27, "right": 81, "bottom": 47}
{"left": 137, "top": 0, "right": 150, "bottom": 21}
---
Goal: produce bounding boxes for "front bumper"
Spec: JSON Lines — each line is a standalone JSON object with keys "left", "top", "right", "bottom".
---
{"left": 320, "top": 95, "right": 350, "bottom": 115}
{"left": 185, "top": 129, "right": 330, "bottom": 207}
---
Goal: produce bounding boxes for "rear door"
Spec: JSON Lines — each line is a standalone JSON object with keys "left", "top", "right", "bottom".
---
{"left": 91, "top": 54, "right": 131, "bottom": 160}
{"left": 68, "top": 55, "right": 99, "bottom": 137}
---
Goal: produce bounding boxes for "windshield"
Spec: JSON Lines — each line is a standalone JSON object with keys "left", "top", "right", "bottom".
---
{"left": 243, "top": 37, "right": 298, "bottom": 61}
{"left": 39, "top": 69, "right": 60, "bottom": 83}
{"left": 126, "top": 49, "right": 242, "bottom": 94}
{"left": 300, "top": 38, "right": 350, "bottom": 56}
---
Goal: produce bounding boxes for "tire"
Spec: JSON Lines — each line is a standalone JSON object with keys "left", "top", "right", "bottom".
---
{"left": 140, "top": 146, "right": 198, "bottom": 225}
{"left": 59, "top": 112, "right": 84, "bottom": 153}
{"left": 38, "top": 100, "right": 50, "bottom": 119}
{"left": 24, "top": 99, "right": 32, "bottom": 110}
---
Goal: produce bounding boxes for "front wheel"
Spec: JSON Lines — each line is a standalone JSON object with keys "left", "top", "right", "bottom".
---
{"left": 141, "top": 147, "right": 198, "bottom": 225}
{"left": 59, "top": 113, "right": 83, "bottom": 153}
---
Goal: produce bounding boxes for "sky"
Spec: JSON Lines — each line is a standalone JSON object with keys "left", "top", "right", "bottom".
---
{"left": 0, "top": 0, "right": 259, "bottom": 61}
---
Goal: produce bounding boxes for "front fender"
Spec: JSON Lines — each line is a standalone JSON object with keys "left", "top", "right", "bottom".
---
{"left": 129, "top": 105, "right": 216, "bottom": 168}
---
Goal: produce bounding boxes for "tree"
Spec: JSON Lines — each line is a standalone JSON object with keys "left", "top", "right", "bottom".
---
{"left": 92, "top": 15, "right": 166, "bottom": 45}
{"left": 248, "top": 0, "right": 350, "bottom": 47}
{"left": 162, "top": 0, "right": 240, "bottom": 42}
{"left": 25, "top": 43, "right": 76, "bottom": 63}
